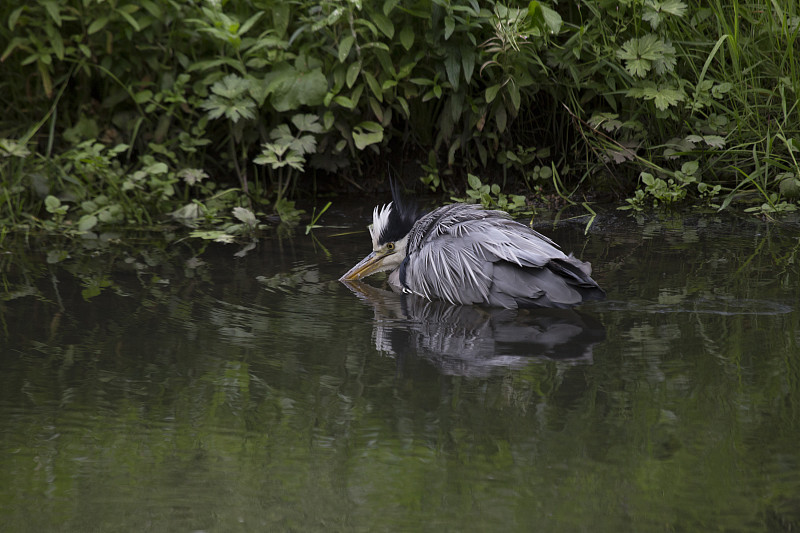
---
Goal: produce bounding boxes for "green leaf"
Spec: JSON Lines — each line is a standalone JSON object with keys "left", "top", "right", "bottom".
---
{"left": 485, "top": 84, "right": 501, "bottom": 103}
{"left": 444, "top": 15, "right": 455, "bottom": 39}
{"left": 627, "top": 84, "right": 685, "bottom": 110}
{"left": 383, "top": 0, "right": 399, "bottom": 16}
{"left": 508, "top": 82, "right": 520, "bottom": 112}
{"left": 87, "top": 17, "right": 109, "bottom": 34}
{"left": 346, "top": 61, "right": 360, "bottom": 88}
{"left": 643, "top": 0, "right": 687, "bottom": 29}
{"left": 461, "top": 45, "right": 475, "bottom": 84}
{"left": 232, "top": 206, "right": 257, "bottom": 228}
{"left": 681, "top": 160, "right": 699, "bottom": 176}
{"left": 239, "top": 12, "right": 263, "bottom": 35}
{"left": 116, "top": 8, "right": 141, "bottom": 31}
{"left": 9, "top": 6, "right": 26, "bottom": 30}
{"left": 371, "top": 11, "right": 394, "bottom": 38}
{"left": 44, "top": 195, "right": 61, "bottom": 212}
{"left": 42, "top": 22, "right": 64, "bottom": 59}
{"left": 134, "top": 90, "right": 153, "bottom": 103}
{"left": 338, "top": 36, "right": 354, "bottom": 63}
{"left": 363, "top": 71, "right": 383, "bottom": 102}
{"left": 399, "top": 25, "right": 414, "bottom": 51}
{"left": 616, "top": 34, "right": 675, "bottom": 77}
{"left": 40, "top": 0, "right": 62, "bottom": 26}
{"left": 140, "top": 0, "right": 162, "bottom": 18}
{"left": 396, "top": 96, "right": 410, "bottom": 118}
{"left": 779, "top": 176, "right": 800, "bottom": 199}
{"left": 266, "top": 65, "right": 328, "bottom": 112}
{"left": 333, "top": 95, "right": 355, "bottom": 109}
{"left": 494, "top": 105, "right": 507, "bottom": 133}
{"left": 291, "top": 134, "right": 317, "bottom": 156}
{"left": 78, "top": 214, "right": 98, "bottom": 232}
{"left": 467, "top": 173, "right": 482, "bottom": 190}
{"left": 444, "top": 51, "right": 460, "bottom": 91}
{"left": 352, "top": 122, "right": 384, "bottom": 150}
{"left": 291, "top": 113, "right": 323, "bottom": 133}
{"left": 540, "top": 4, "right": 563, "bottom": 33}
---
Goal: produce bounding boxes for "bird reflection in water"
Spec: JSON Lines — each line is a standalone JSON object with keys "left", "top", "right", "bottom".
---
{"left": 342, "top": 280, "right": 606, "bottom": 377}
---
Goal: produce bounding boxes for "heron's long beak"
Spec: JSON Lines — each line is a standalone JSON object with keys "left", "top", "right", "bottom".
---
{"left": 339, "top": 251, "right": 389, "bottom": 281}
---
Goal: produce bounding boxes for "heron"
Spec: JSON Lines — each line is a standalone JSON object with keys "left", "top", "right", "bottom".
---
{"left": 339, "top": 184, "right": 605, "bottom": 309}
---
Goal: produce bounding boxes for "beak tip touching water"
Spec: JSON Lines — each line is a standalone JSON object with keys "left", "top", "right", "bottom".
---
{"left": 339, "top": 251, "right": 381, "bottom": 282}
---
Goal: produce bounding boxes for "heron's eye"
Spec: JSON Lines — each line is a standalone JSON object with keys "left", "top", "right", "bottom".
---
{"left": 386, "top": 242, "right": 395, "bottom": 251}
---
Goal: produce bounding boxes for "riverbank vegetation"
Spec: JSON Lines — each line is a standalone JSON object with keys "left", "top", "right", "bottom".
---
{"left": 1, "top": 0, "right": 799, "bottom": 238}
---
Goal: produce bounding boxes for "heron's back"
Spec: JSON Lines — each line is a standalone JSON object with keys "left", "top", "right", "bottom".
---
{"left": 399, "top": 204, "right": 604, "bottom": 309}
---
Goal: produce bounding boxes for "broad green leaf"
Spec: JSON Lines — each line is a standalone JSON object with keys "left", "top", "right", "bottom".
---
{"left": 540, "top": 4, "right": 562, "bottom": 33}
{"left": 644, "top": 0, "right": 687, "bottom": 28}
{"left": 399, "top": 25, "right": 414, "bottom": 51}
{"left": 266, "top": 66, "right": 328, "bottom": 112}
{"left": 627, "top": 84, "right": 685, "bottom": 110}
{"left": 371, "top": 11, "right": 394, "bottom": 38}
{"left": 87, "top": 17, "right": 109, "bottom": 34}
{"left": 78, "top": 214, "right": 98, "bottom": 232}
{"left": 444, "top": 51, "right": 460, "bottom": 91}
{"left": 43, "top": 22, "right": 64, "bottom": 59}
{"left": 495, "top": 105, "right": 507, "bottom": 133}
{"left": 9, "top": 6, "right": 25, "bottom": 30}
{"left": 374, "top": 49, "right": 396, "bottom": 77}
{"left": 334, "top": 95, "right": 355, "bottom": 109}
{"left": 779, "top": 176, "right": 800, "bottom": 198}
{"left": 140, "top": 0, "right": 162, "bottom": 18}
{"left": 704, "top": 135, "right": 725, "bottom": 148}
{"left": 291, "top": 134, "right": 317, "bottom": 156}
{"left": 616, "top": 34, "right": 674, "bottom": 77}
{"left": 292, "top": 114, "right": 323, "bottom": 133}
{"left": 368, "top": 97, "right": 383, "bottom": 121}
{"left": 712, "top": 82, "right": 732, "bottom": 98}
{"left": 338, "top": 36, "right": 354, "bottom": 63}
{"left": 323, "top": 111, "right": 334, "bottom": 130}
{"left": 383, "top": 0, "right": 399, "bottom": 16}
{"left": 346, "top": 61, "right": 360, "bottom": 88}
{"left": 134, "top": 90, "right": 152, "bottom": 103}
{"left": 461, "top": 45, "right": 475, "bottom": 84}
{"left": 352, "top": 122, "right": 384, "bottom": 150}
{"left": 355, "top": 17, "right": 379, "bottom": 37}
{"left": 468, "top": 173, "right": 482, "bottom": 190}
{"left": 363, "top": 71, "right": 383, "bottom": 102}
{"left": 485, "top": 84, "right": 501, "bottom": 103}
{"left": 508, "top": 82, "right": 520, "bottom": 112}
{"left": 40, "top": 0, "right": 61, "bottom": 26}
{"left": 681, "top": 160, "right": 699, "bottom": 175}
{"left": 232, "top": 207, "right": 257, "bottom": 227}
{"left": 116, "top": 9, "right": 141, "bottom": 31}
{"left": 1, "top": 37, "right": 27, "bottom": 61}
{"left": 444, "top": 15, "right": 455, "bottom": 39}
{"left": 239, "top": 12, "right": 263, "bottom": 35}
{"left": 396, "top": 96, "right": 410, "bottom": 118}
{"left": 528, "top": 1, "right": 561, "bottom": 34}
{"left": 45, "top": 195, "right": 61, "bottom": 212}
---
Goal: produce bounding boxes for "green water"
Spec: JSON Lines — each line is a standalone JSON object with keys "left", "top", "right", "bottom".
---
{"left": 1, "top": 210, "right": 799, "bottom": 532}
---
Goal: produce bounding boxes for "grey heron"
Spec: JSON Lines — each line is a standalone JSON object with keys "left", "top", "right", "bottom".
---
{"left": 340, "top": 185, "right": 605, "bottom": 309}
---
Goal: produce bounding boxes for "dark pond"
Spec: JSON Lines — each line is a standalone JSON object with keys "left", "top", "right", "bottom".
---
{"left": 1, "top": 204, "right": 800, "bottom": 532}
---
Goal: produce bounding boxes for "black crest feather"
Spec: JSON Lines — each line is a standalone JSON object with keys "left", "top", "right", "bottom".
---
{"left": 378, "top": 178, "right": 420, "bottom": 244}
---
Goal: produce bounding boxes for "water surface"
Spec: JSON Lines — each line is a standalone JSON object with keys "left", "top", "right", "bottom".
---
{"left": 1, "top": 209, "right": 799, "bottom": 531}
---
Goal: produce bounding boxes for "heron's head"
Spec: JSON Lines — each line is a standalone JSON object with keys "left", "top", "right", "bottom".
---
{"left": 340, "top": 196, "right": 418, "bottom": 281}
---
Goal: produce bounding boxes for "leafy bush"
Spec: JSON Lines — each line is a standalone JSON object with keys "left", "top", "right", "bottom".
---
{"left": 1, "top": 0, "right": 798, "bottom": 234}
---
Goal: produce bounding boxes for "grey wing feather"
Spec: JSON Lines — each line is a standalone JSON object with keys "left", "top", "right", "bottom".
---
{"left": 404, "top": 204, "right": 603, "bottom": 308}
